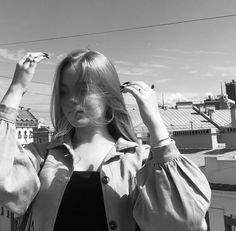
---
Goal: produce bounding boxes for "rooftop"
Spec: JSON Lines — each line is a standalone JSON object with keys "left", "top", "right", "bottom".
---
{"left": 126, "top": 104, "right": 217, "bottom": 133}
{"left": 209, "top": 109, "right": 232, "bottom": 127}
{"left": 16, "top": 107, "right": 38, "bottom": 122}
{"left": 181, "top": 148, "right": 236, "bottom": 167}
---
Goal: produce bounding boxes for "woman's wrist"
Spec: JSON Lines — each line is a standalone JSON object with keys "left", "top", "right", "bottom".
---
{"left": 151, "top": 135, "right": 171, "bottom": 148}
{"left": 1, "top": 85, "right": 24, "bottom": 109}
{"left": 9, "top": 82, "right": 26, "bottom": 95}
{"left": 148, "top": 118, "right": 171, "bottom": 147}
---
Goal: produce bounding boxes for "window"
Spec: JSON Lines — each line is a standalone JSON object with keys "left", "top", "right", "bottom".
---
{"left": 18, "top": 131, "right": 22, "bottom": 139}
{"left": 24, "top": 131, "right": 27, "bottom": 139}
{"left": 225, "top": 215, "right": 236, "bottom": 231}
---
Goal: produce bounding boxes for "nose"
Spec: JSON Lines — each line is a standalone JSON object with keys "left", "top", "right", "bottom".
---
{"left": 67, "top": 93, "right": 85, "bottom": 108}
{"left": 68, "top": 96, "right": 80, "bottom": 107}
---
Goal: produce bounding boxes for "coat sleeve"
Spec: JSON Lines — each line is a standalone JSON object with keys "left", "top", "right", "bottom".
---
{"left": 133, "top": 141, "right": 211, "bottom": 231}
{"left": 0, "top": 104, "right": 43, "bottom": 216}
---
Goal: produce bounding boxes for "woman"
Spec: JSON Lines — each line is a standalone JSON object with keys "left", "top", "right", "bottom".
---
{"left": 0, "top": 49, "right": 211, "bottom": 231}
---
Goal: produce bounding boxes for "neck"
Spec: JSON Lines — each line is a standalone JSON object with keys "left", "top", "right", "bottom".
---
{"left": 72, "top": 125, "right": 114, "bottom": 147}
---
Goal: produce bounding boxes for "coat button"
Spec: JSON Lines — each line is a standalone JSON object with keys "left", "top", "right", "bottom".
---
{"left": 109, "top": 220, "right": 117, "bottom": 230}
{"left": 102, "top": 175, "right": 110, "bottom": 184}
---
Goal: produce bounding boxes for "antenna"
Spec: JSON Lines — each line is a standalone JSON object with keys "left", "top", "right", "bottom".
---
{"left": 162, "top": 93, "right": 165, "bottom": 107}
{"left": 221, "top": 81, "right": 224, "bottom": 95}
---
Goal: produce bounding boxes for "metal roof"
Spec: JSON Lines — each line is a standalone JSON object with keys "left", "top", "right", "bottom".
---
{"left": 16, "top": 108, "right": 38, "bottom": 122}
{"left": 126, "top": 104, "right": 217, "bottom": 133}
{"left": 210, "top": 109, "right": 232, "bottom": 127}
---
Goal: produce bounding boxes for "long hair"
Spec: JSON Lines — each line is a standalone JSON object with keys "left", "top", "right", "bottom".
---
{"left": 50, "top": 49, "right": 137, "bottom": 142}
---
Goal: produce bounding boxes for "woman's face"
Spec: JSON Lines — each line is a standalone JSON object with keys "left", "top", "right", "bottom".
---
{"left": 60, "top": 65, "right": 106, "bottom": 128}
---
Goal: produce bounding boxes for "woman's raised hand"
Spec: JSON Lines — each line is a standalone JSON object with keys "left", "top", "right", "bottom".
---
{"left": 121, "top": 81, "right": 170, "bottom": 145}
{"left": 11, "top": 52, "right": 48, "bottom": 95}
{"left": 121, "top": 81, "right": 159, "bottom": 129}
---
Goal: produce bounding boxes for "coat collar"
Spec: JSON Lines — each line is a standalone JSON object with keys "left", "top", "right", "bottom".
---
{"left": 47, "top": 135, "right": 138, "bottom": 162}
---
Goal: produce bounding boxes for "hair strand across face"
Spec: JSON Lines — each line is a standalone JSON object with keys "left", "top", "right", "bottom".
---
{"left": 50, "top": 49, "right": 137, "bottom": 142}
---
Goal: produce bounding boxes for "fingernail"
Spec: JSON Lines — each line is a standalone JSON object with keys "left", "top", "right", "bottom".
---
{"left": 120, "top": 86, "right": 124, "bottom": 92}
{"left": 122, "top": 81, "right": 131, "bottom": 86}
{"left": 43, "top": 53, "right": 49, "bottom": 59}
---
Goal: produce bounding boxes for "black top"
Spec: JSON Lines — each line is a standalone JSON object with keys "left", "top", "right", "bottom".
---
{"left": 53, "top": 171, "right": 108, "bottom": 231}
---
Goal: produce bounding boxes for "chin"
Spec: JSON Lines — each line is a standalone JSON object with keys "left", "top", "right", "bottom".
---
{"left": 70, "top": 119, "right": 92, "bottom": 128}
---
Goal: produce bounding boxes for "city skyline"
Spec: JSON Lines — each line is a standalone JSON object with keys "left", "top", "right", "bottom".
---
{"left": 1, "top": 0, "right": 236, "bottom": 124}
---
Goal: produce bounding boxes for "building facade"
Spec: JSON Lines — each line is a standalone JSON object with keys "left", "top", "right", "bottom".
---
{"left": 225, "top": 80, "right": 236, "bottom": 103}
{"left": 203, "top": 156, "right": 236, "bottom": 231}
{"left": 16, "top": 107, "right": 38, "bottom": 146}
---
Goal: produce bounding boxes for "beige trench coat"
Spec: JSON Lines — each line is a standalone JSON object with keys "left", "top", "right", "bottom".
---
{"left": 0, "top": 104, "right": 211, "bottom": 231}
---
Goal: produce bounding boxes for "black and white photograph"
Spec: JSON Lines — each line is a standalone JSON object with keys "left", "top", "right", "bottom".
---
{"left": 0, "top": 0, "right": 236, "bottom": 230}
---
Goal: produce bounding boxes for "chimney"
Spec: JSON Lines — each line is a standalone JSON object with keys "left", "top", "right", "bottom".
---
{"left": 230, "top": 105, "right": 236, "bottom": 127}
{"left": 136, "top": 132, "right": 143, "bottom": 145}
{"left": 208, "top": 109, "right": 215, "bottom": 121}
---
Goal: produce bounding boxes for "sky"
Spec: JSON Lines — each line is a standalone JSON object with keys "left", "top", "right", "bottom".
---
{"left": 1, "top": 0, "right": 236, "bottom": 125}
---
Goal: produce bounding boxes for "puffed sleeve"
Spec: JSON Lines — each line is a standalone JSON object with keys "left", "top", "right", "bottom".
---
{"left": 0, "top": 104, "right": 43, "bottom": 216}
{"left": 133, "top": 141, "right": 211, "bottom": 231}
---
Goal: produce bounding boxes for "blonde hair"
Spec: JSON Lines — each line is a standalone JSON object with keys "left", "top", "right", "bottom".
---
{"left": 50, "top": 49, "right": 137, "bottom": 142}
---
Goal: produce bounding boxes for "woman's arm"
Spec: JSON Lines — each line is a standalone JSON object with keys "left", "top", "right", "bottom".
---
{"left": 123, "top": 82, "right": 211, "bottom": 230}
{"left": 133, "top": 143, "right": 211, "bottom": 231}
{"left": 121, "top": 81, "right": 170, "bottom": 147}
{"left": 0, "top": 53, "right": 47, "bottom": 215}
{"left": 1, "top": 52, "right": 47, "bottom": 108}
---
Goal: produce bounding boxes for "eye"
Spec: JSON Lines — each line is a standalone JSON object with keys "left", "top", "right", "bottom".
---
{"left": 59, "top": 87, "right": 68, "bottom": 96}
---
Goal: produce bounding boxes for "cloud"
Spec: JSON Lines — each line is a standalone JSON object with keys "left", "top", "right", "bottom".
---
{"left": 180, "top": 66, "right": 193, "bottom": 70}
{"left": 159, "top": 48, "right": 236, "bottom": 56}
{"left": 188, "top": 70, "right": 198, "bottom": 74}
{"left": 155, "top": 79, "right": 169, "bottom": 84}
{"left": 0, "top": 48, "right": 57, "bottom": 66}
{"left": 114, "top": 60, "right": 134, "bottom": 66}
{"left": 210, "top": 66, "right": 236, "bottom": 76}
{"left": 161, "top": 92, "right": 206, "bottom": 105}
{"left": 154, "top": 55, "right": 177, "bottom": 60}
{"left": 56, "top": 53, "right": 66, "bottom": 61}
{"left": 167, "top": 93, "right": 187, "bottom": 102}
{"left": 179, "top": 65, "right": 200, "bottom": 75}
{"left": 117, "top": 67, "right": 149, "bottom": 76}
{"left": 115, "top": 59, "right": 168, "bottom": 77}
{"left": 141, "top": 62, "right": 168, "bottom": 69}
{"left": 0, "top": 48, "right": 25, "bottom": 61}
{"left": 204, "top": 72, "right": 215, "bottom": 77}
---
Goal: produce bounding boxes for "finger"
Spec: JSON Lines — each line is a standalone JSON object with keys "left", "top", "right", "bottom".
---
{"left": 34, "top": 55, "right": 47, "bottom": 63}
{"left": 30, "top": 52, "right": 48, "bottom": 59}
{"left": 29, "top": 60, "right": 37, "bottom": 69}
{"left": 23, "top": 56, "right": 34, "bottom": 64}
{"left": 18, "top": 54, "right": 31, "bottom": 66}
{"left": 19, "top": 52, "right": 48, "bottom": 65}
{"left": 122, "top": 85, "right": 143, "bottom": 101}
{"left": 125, "top": 83, "right": 149, "bottom": 97}
{"left": 122, "top": 81, "right": 154, "bottom": 93}
{"left": 22, "top": 57, "right": 33, "bottom": 69}
{"left": 129, "top": 81, "right": 153, "bottom": 91}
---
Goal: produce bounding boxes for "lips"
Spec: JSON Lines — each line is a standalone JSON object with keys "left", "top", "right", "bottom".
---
{"left": 76, "top": 110, "right": 84, "bottom": 114}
